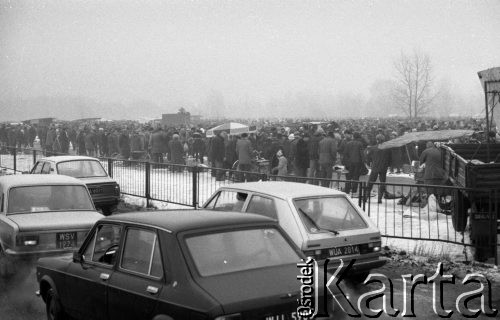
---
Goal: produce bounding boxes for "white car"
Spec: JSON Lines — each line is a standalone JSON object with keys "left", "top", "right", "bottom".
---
{"left": 0, "top": 174, "right": 103, "bottom": 277}
{"left": 203, "top": 181, "right": 386, "bottom": 279}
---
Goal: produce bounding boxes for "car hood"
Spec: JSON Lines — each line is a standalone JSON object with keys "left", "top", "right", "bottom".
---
{"left": 77, "top": 177, "right": 116, "bottom": 184}
{"left": 194, "top": 263, "right": 303, "bottom": 315}
{"left": 7, "top": 211, "right": 102, "bottom": 232}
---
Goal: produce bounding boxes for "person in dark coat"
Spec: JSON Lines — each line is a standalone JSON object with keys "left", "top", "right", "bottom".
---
{"left": 118, "top": 129, "right": 131, "bottom": 160}
{"left": 169, "top": 134, "right": 185, "bottom": 171}
{"left": 59, "top": 127, "right": 70, "bottom": 154}
{"left": 149, "top": 128, "right": 166, "bottom": 164}
{"left": 45, "top": 125, "right": 56, "bottom": 156}
{"left": 84, "top": 129, "right": 98, "bottom": 157}
{"left": 235, "top": 133, "right": 253, "bottom": 181}
{"left": 308, "top": 129, "right": 323, "bottom": 184}
{"left": 193, "top": 132, "right": 206, "bottom": 164}
{"left": 420, "top": 141, "right": 447, "bottom": 195}
{"left": 224, "top": 135, "right": 237, "bottom": 177}
{"left": 210, "top": 132, "right": 226, "bottom": 180}
{"left": 318, "top": 131, "right": 337, "bottom": 187}
{"left": 294, "top": 134, "right": 309, "bottom": 182}
{"left": 365, "top": 134, "right": 391, "bottom": 203}
{"left": 76, "top": 129, "right": 86, "bottom": 155}
{"left": 107, "top": 129, "right": 120, "bottom": 156}
{"left": 343, "top": 132, "right": 366, "bottom": 194}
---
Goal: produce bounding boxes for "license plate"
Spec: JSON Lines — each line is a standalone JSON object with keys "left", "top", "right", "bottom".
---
{"left": 56, "top": 232, "right": 77, "bottom": 249}
{"left": 90, "top": 187, "right": 104, "bottom": 195}
{"left": 264, "top": 312, "right": 297, "bottom": 320}
{"left": 329, "top": 245, "right": 360, "bottom": 257}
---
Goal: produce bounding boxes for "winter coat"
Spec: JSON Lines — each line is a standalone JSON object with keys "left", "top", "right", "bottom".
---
{"left": 235, "top": 138, "right": 252, "bottom": 165}
{"left": 118, "top": 133, "right": 131, "bottom": 158}
{"left": 45, "top": 129, "right": 56, "bottom": 148}
{"left": 273, "top": 156, "right": 288, "bottom": 176}
{"left": 308, "top": 134, "right": 322, "bottom": 160}
{"left": 224, "top": 138, "right": 237, "bottom": 164}
{"left": 84, "top": 132, "right": 97, "bottom": 151}
{"left": 149, "top": 131, "right": 166, "bottom": 154}
{"left": 107, "top": 133, "right": 120, "bottom": 155}
{"left": 366, "top": 145, "right": 391, "bottom": 173}
{"left": 318, "top": 136, "right": 337, "bottom": 165}
{"left": 343, "top": 139, "right": 365, "bottom": 165}
{"left": 294, "top": 138, "right": 309, "bottom": 169}
{"left": 210, "top": 136, "right": 225, "bottom": 162}
{"left": 130, "top": 133, "right": 146, "bottom": 152}
{"left": 169, "top": 138, "right": 184, "bottom": 164}
{"left": 420, "top": 146, "right": 446, "bottom": 183}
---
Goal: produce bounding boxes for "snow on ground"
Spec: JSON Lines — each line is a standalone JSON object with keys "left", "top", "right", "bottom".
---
{"left": 1, "top": 152, "right": 473, "bottom": 260}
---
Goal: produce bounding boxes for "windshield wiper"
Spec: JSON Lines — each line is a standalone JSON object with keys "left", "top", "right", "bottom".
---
{"left": 298, "top": 208, "right": 339, "bottom": 235}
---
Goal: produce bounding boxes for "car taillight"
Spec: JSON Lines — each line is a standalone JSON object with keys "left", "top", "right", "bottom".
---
{"left": 115, "top": 184, "right": 120, "bottom": 194}
{"left": 214, "top": 313, "right": 242, "bottom": 320}
{"left": 16, "top": 235, "right": 39, "bottom": 246}
{"left": 368, "top": 241, "right": 381, "bottom": 252}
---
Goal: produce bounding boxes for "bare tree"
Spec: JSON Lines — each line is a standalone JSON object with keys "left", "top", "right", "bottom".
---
{"left": 393, "top": 50, "right": 435, "bottom": 119}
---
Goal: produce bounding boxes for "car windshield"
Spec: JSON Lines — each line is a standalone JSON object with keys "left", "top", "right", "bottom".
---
{"left": 185, "top": 228, "right": 301, "bottom": 277}
{"left": 8, "top": 185, "right": 94, "bottom": 214}
{"left": 293, "top": 196, "right": 367, "bottom": 233}
{"left": 57, "top": 160, "right": 108, "bottom": 178}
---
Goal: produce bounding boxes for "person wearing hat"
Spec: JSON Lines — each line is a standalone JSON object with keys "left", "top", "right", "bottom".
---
{"left": 365, "top": 134, "right": 391, "bottom": 203}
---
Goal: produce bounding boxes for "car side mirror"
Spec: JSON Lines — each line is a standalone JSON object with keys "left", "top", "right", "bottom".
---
{"left": 73, "top": 251, "right": 83, "bottom": 263}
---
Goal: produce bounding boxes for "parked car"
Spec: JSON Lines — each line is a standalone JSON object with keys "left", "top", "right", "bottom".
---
{"left": 0, "top": 175, "right": 103, "bottom": 277}
{"left": 37, "top": 210, "right": 336, "bottom": 320}
{"left": 203, "top": 181, "right": 386, "bottom": 279}
{"left": 30, "top": 156, "right": 120, "bottom": 215}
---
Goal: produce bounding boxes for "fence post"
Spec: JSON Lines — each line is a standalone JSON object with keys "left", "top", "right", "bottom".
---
{"left": 33, "top": 149, "right": 37, "bottom": 166}
{"left": 145, "top": 161, "right": 151, "bottom": 208}
{"left": 13, "top": 147, "right": 17, "bottom": 173}
{"left": 357, "top": 180, "right": 363, "bottom": 208}
{"left": 108, "top": 158, "right": 113, "bottom": 178}
{"left": 192, "top": 165, "right": 198, "bottom": 208}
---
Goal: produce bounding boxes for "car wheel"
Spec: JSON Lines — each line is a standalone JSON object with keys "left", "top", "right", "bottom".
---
{"left": 101, "top": 205, "right": 116, "bottom": 216}
{"left": 451, "top": 191, "right": 469, "bottom": 232}
{"left": 46, "top": 288, "right": 67, "bottom": 320}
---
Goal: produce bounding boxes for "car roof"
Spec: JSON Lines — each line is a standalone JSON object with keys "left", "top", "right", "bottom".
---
{"left": 38, "top": 155, "right": 100, "bottom": 162}
{"left": 218, "top": 181, "right": 344, "bottom": 199}
{"left": 0, "top": 174, "right": 85, "bottom": 189}
{"left": 104, "top": 209, "right": 277, "bottom": 233}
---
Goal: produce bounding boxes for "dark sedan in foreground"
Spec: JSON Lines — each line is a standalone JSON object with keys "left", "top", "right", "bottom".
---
{"left": 37, "top": 210, "right": 335, "bottom": 320}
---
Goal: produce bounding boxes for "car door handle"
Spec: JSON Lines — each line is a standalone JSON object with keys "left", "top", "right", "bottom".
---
{"left": 146, "top": 286, "right": 159, "bottom": 294}
{"left": 100, "top": 273, "right": 110, "bottom": 281}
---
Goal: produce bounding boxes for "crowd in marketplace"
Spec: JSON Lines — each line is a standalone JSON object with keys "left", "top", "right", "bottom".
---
{"left": 0, "top": 116, "right": 494, "bottom": 202}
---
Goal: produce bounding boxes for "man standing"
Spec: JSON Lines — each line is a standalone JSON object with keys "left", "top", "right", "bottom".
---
{"left": 308, "top": 128, "right": 323, "bottom": 185}
{"left": 318, "top": 131, "right": 337, "bottom": 187}
{"left": 420, "top": 141, "right": 447, "bottom": 196}
{"left": 343, "top": 132, "right": 366, "bottom": 195}
{"left": 365, "top": 134, "right": 391, "bottom": 203}
{"left": 236, "top": 133, "right": 253, "bottom": 181}
{"left": 210, "top": 132, "right": 226, "bottom": 180}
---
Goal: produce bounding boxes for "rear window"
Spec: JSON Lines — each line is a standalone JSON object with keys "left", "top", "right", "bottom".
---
{"left": 57, "top": 160, "right": 107, "bottom": 178}
{"left": 8, "top": 185, "right": 94, "bottom": 214}
{"left": 293, "top": 196, "right": 367, "bottom": 233}
{"left": 186, "top": 228, "right": 300, "bottom": 277}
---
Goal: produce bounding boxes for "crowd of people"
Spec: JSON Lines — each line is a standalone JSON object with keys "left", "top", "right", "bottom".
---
{"left": 0, "top": 117, "right": 492, "bottom": 196}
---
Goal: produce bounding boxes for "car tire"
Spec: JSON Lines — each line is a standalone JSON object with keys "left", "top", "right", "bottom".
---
{"left": 101, "top": 205, "right": 116, "bottom": 216}
{"left": 451, "top": 191, "right": 469, "bottom": 232}
{"left": 46, "top": 288, "right": 67, "bottom": 320}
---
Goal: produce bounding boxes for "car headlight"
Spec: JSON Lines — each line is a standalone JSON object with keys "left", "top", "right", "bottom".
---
{"left": 16, "top": 235, "right": 39, "bottom": 246}
{"left": 214, "top": 314, "right": 242, "bottom": 320}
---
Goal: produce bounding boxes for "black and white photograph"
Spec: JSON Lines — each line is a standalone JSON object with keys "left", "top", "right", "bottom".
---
{"left": 0, "top": 0, "right": 499, "bottom": 319}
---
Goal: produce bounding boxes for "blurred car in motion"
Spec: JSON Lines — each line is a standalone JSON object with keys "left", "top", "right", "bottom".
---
{"left": 30, "top": 156, "right": 120, "bottom": 215}
{"left": 0, "top": 175, "right": 103, "bottom": 277}
{"left": 37, "top": 210, "right": 336, "bottom": 320}
{"left": 203, "top": 181, "right": 386, "bottom": 279}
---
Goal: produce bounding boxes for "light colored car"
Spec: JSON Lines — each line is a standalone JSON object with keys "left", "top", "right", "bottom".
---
{"left": 0, "top": 174, "right": 103, "bottom": 277}
{"left": 30, "top": 156, "right": 120, "bottom": 215}
{"left": 203, "top": 181, "right": 386, "bottom": 278}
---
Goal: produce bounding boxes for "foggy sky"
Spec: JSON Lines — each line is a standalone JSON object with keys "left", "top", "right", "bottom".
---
{"left": 1, "top": 0, "right": 500, "bottom": 120}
